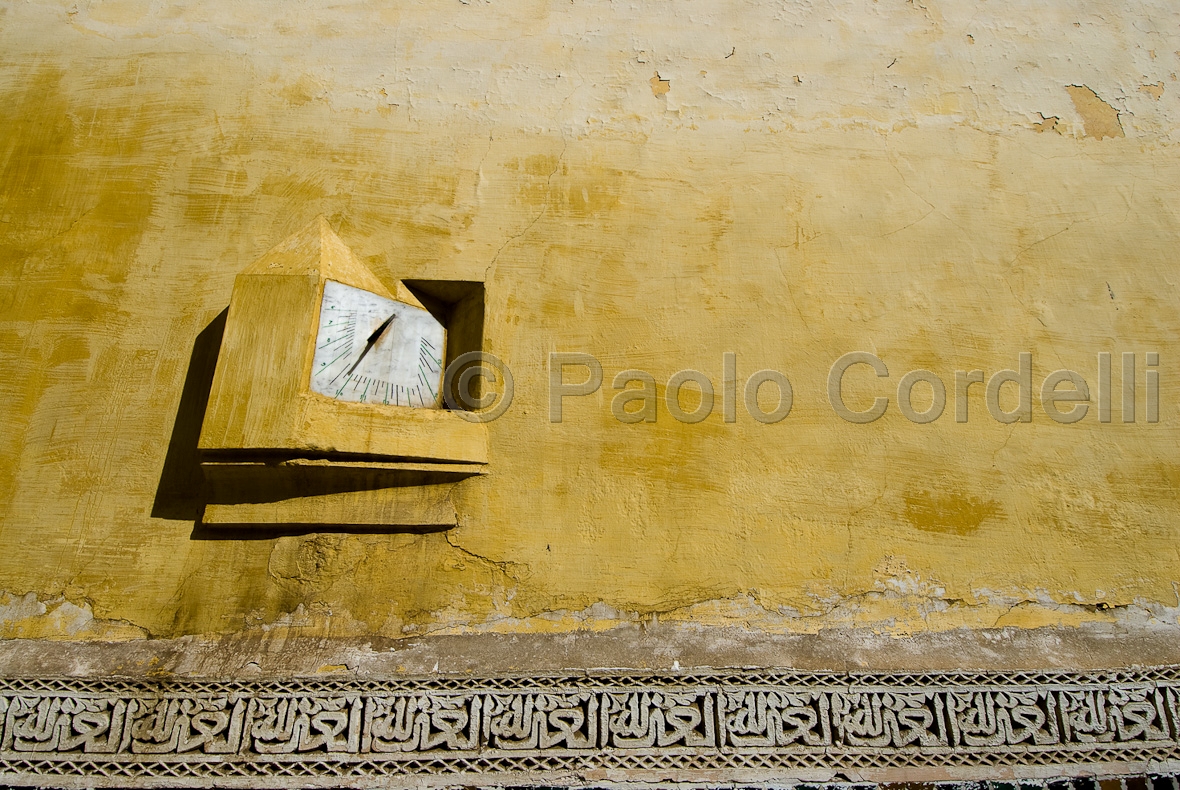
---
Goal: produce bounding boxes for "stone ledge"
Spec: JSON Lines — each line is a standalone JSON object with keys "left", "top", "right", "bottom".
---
{"left": 1, "top": 624, "right": 1178, "bottom": 679}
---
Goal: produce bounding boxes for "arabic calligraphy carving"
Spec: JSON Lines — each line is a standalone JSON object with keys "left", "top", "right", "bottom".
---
{"left": 1, "top": 668, "right": 1178, "bottom": 784}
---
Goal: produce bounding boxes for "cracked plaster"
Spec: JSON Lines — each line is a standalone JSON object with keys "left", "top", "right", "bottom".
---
{"left": 0, "top": 0, "right": 1178, "bottom": 657}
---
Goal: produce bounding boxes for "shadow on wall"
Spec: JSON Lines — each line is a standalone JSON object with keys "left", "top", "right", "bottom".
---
{"left": 151, "top": 308, "right": 226, "bottom": 524}
{"left": 150, "top": 309, "right": 456, "bottom": 541}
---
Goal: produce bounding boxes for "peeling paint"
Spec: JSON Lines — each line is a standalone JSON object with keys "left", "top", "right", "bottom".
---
{"left": 1066, "top": 84, "right": 1125, "bottom": 139}
{"left": 0, "top": 0, "right": 1179, "bottom": 647}
{"left": 1033, "top": 113, "right": 1061, "bottom": 133}
{"left": 649, "top": 72, "right": 670, "bottom": 98}
{"left": 1140, "top": 81, "right": 1165, "bottom": 100}
{"left": 0, "top": 591, "right": 148, "bottom": 640}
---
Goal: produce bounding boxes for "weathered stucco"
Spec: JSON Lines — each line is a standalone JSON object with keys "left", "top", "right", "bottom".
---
{"left": 1, "top": 0, "right": 1179, "bottom": 646}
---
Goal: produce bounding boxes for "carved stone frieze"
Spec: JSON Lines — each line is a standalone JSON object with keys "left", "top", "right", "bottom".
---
{"left": 1, "top": 667, "right": 1179, "bottom": 785}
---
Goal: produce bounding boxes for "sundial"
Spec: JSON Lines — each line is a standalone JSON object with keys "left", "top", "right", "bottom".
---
{"left": 196, "top": 217, "right": 486, "bottom": 527}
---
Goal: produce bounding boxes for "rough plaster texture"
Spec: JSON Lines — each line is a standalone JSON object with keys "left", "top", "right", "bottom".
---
{"left": 0, "top": 0, "right": 1179, "bottom": 651}
{"left": 3, "top": 625, "right": 1180, "bottom": 680}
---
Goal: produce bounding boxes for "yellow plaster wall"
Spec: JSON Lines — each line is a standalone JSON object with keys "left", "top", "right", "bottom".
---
{"left": 1, "top": 0, "right": 1179, "bottom": 640}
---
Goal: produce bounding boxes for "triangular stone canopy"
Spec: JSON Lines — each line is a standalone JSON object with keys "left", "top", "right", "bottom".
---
{"left": 242, "top": 216, "right": 424, "bottom": 309}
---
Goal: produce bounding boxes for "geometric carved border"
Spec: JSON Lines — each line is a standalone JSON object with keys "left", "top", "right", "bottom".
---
{"left": 3, "top": 666, "right": 1180, "bottom": 786}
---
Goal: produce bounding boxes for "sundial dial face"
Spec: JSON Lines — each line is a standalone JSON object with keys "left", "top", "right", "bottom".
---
{"left": 310, "top": 279, "right": 446, "bottom": 408}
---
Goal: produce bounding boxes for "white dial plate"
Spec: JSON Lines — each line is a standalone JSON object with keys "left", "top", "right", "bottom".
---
{"left": 310, "top": 280, "right": 446, "bottom": 408}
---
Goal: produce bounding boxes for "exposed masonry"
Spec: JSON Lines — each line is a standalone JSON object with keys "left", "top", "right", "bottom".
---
{"left": 2, "top": 666, "right": 1180, "bottom": 787}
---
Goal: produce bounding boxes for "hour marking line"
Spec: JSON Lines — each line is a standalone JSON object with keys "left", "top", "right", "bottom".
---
{"left": 417, "top": 365, "right": 438, "bottom": 399}
{"left": 419, "top": 340, "right": 442, "bottom": 370}
{"left": 321, "top": 347, "right": 354, "bottom": 376}
{"left": 319, "top": 330, "right": 354, "bottom": 350}
{"left": 419, "top": 350, "right": 441, "bottom": 372}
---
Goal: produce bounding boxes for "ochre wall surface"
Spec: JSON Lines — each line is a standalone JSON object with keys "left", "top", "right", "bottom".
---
{"left": 1, "top": 0, "right": 1179, "bottom": 644}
